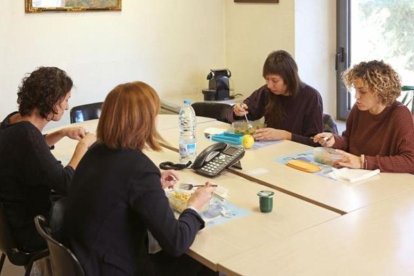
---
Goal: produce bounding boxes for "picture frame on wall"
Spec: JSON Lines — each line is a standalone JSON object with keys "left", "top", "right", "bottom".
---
{"left": 234, "top": 0, "right": 279, "bottom": 3}
{"left": 25, "top": 0, "right": 122, "bottom": 13}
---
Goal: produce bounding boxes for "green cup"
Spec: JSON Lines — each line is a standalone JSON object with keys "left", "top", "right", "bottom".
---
{"left": 257, "top": 190, "right": 275, "bottom": 213}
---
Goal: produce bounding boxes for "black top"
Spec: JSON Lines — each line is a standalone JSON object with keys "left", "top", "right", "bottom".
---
{"left": 227, "top": 83, "right": 323, "bottom": 146}
{"left": 64, "top": 143, "right": 205, "bottom": 275}
{"left": 0, "top": 112, "right": 74, "bottom": 252}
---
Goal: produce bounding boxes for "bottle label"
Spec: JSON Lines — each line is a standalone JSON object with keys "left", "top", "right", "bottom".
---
{"left": 179, "top": 142, "right": 197, "bottom": 158}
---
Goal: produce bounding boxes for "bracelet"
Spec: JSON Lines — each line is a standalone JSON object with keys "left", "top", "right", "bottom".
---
{"left": 360, "top": 154, "right": 367, "bottom": 169}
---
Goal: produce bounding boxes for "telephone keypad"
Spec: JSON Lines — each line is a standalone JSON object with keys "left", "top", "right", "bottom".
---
{"left": 196, "top": 147, "right": 245, "bottom": 177}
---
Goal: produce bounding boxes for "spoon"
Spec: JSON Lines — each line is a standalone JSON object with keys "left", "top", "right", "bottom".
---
{"left": 179, "top": 183, "right": 218, "bottom": 190}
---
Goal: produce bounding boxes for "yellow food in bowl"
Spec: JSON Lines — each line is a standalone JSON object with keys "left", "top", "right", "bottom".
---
{"left": 168, "top": 191, "right": 191, "bottom": 213}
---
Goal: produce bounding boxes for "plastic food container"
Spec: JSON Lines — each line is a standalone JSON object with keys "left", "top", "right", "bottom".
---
{"left": 313, "top": 147, "right": 343, "bottom": 165}
{"left": 167, "top": 190, "right": 192, "bottom": 213}
{"left": 231, "top": 120, "right": 266, "bottom": 135}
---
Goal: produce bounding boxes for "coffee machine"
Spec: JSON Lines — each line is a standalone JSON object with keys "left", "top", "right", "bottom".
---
{"left": 203, "top": 69, "right": 231, "bottom": 101}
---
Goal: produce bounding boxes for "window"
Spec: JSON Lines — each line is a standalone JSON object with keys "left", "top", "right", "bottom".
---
{"left": 336, "top": 0, "right": 414, "bottom": 120}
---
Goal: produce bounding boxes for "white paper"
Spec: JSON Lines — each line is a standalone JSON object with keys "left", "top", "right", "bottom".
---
{"left": 330, "top": 168, "right": 380, "bottom": 183}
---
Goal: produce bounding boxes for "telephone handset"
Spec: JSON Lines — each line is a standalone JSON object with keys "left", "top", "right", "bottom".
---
{"left": 192, "top": 142, "right": 245, "bottom": 177}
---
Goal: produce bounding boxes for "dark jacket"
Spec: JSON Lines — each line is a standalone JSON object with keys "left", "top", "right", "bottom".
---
{"left": 0, "top": 112, "right": 73, "bottom": 252}
{"left": 227, "top": 83, "right": 323, "bottom": 146}
{"left": 64, "top": 143, "right": 204, "bottom": 275}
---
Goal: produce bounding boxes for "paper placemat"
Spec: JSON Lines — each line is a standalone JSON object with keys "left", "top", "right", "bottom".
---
{"left": 275, "top": 150, "right": 380, "bottom": 182}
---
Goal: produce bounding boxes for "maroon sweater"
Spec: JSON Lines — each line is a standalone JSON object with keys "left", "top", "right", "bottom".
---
{"left": 227, "top": 83, "right": 323, "bottom": 146}
{"left": 334, "top": 102, "right": 414, "bottom": 173}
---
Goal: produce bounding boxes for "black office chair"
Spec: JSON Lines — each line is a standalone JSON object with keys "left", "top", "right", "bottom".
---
{"left": 191, "top": 102, "right": 232, "bottom": 123}
{"left": 69, "top": 102, "right": 103, "bottom": 124}
{"left": 322, "top": 113, "right": 338, "bottom": 134}
{"left": 401, "top": 85, "right": 414, "bottom": 113}
{"left": 34, "top": 215, "right": 85, "bottom": 276}
{"left": 0, "top": 203, "right": 49, "bottom": 276}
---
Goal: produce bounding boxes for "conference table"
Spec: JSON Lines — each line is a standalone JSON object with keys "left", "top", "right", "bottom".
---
{"left": 48, "top": 115, "right": 338, "bottom": 272}
{"left": 218, "top": 188, "right": 414, "bottom": 275}
{"left": 141, "top": 148, "right": 338, "bottom": 271}
{"left": 48, "top": 114, "right": 414, "bottom": 275}
{"left": 160, "top": 119, "right": 414, "bottom": 215}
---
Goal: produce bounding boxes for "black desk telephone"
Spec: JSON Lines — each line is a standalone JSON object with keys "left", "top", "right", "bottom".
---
{"left": 192, "top": 142, "right": 245, "bottom": 177}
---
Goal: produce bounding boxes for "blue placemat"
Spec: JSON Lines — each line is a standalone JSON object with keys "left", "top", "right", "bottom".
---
{"left": 200, "top": 196, "right": 251, "bottom": 227}
{"left": 274, "top": 150, "right": 334, "bottom": 179}
{"left": 252, "top": 140, "right": 282, "bottom": 149}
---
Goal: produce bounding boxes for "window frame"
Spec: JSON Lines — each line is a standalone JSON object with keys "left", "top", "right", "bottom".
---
{"left": 336, "top": 0, "right": 351, "bottom": 120}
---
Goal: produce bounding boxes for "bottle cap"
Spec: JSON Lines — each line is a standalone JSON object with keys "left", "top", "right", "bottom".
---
{"left": 257, "top": 191, "right": 274, "bottom": 198}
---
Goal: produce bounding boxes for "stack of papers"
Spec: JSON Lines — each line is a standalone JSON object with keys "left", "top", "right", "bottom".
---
{"left": 330, "top": 168, "right": 380, "bottom": 182}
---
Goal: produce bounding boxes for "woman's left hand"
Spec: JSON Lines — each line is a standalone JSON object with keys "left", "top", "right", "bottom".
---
{"left": 334, "top": 150, "right": 362, "bottom": 169}
{"left": 253, "top": 128, "right": 292, "bottom": 141}
{"left": 63, "top": 127, "right": 87, "bottom": 140}
{"left": 160, "top": 170, "right": 179, "bottom": 189}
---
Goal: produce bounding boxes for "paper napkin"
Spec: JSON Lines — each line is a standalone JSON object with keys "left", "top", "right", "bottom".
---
{"left": 330, "top": 168, "right": 380, "bottom": 183}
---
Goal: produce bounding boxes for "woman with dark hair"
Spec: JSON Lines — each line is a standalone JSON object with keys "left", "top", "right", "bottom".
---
{"left": 64, "top": 81, "right": 216, "bottom": 275}
{"left": 314, "top": 60, "right": 414, "bottom": 173}
{"left": 229, "top": 50, "right": 323, "bottom": 146}
{"left": 0, "top": 66, "right": 95, "bottom": 252}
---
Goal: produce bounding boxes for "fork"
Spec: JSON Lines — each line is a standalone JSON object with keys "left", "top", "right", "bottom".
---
{"left": 244, "top": 113, "right": 253, "bottom": 131}
{"left": 179, "top": 183, "right": 218, "bottom": 190}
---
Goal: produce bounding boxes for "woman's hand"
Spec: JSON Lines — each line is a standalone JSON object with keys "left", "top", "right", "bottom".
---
{"left": 78, "top": 133, "right": 96, "bottom": 148}
{"left": 233, "top": 103, "right": 249, "bottom": 117}
{"left": 313, "top": 132, "right": 335, "bottom": 147}
{"left": 68, "top": 133, "right": 96, "bottom": 169}
{"left": 253, "top": 128, "right": 291, "bottom": 141}
{"left": 333, "top": 150, "right": 363, "bottom": 169}
{"left": 187, "top": 182, "right": 216, "bottom": 212}
{"left": 160, "top": 170, "right": 179, "bottom": 189}
{"left": 45, "top": 126, "right": 89, "bottom": 147}
{"left": 63, "top": 126, "right": 87, "bottom": 140}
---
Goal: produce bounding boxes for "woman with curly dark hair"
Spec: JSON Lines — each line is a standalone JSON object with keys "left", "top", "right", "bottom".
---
{"left": 314, "top": 60, "right": 414, "bottom": 173}
{"left": 0, "top": 67, "right": 95, "bottom": 253}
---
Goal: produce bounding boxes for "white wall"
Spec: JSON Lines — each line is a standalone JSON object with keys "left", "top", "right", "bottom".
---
{"left": 0, "top": 0, "right": 225, "bottom": 127}
{"left": 0, "top": 0, "right": 337, "bottom": 128}
{"left": 224, "top": 0, "right": 336, "bottom": 117}
{"left": 295, "top": 0, "right": 337, "bottom": 117}
{"left": 225, "top": 0, "right": 295, "bottom": 97}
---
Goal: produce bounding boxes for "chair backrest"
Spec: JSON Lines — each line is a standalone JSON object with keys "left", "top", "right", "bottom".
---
{"left": 0, "top": 203, "right": 18, "bottom": 259}
{"left": 191, "top": 102, "right": 232, "bottom": 123}
{"left": 0, "top": 203, "right": 48, "bottom": 275}
{"left": 34, "top": 215, "right": 85, "bottom": 276}
{"left": 322, "top": 113, "right": 339, "bottom": 134}
{"left": 69, "top": 102, "right": 103, "bottom": 124}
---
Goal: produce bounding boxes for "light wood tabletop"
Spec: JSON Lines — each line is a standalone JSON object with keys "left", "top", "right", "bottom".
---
{"left": 47, "top": 120, "right": 339, "bottom": 272}
{"left": 47, "top": 114, "right": 216, "bottom": 164}
{"left": 145, "top": 148, "right": 339, "bottom": 271}
{"left": 47, "top": 116, "right": 414, "bottom": 274}
{"left": 161, "top": 120, "right": 414, "bottom": 214}
{"left": 217, "top": 189, "right": 414, "bottom": 276}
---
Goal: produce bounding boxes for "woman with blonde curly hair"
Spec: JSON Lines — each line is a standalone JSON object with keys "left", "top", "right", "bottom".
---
{"left": 314, "top": 60, "right": 414, "bottom": 173}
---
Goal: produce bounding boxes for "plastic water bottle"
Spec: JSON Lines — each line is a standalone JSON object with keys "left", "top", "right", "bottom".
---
{"left": 179, "top": 99, "right": 197, "bottom": 164}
